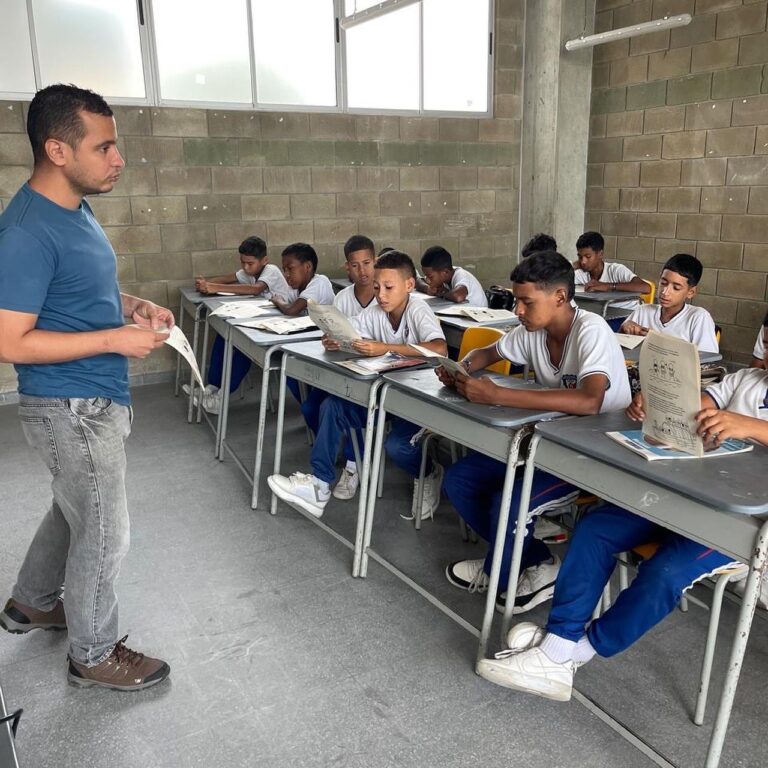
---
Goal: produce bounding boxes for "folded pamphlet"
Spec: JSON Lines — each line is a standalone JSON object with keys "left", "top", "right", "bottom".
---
{"left": 607, "top": 430, "right": 752, "bottom": 461}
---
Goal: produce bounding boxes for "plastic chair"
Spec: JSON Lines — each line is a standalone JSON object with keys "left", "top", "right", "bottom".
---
{"left": 641, "top": 279, "right": 655, "bottom": 305}
{"left": 715, "top": 324, "right": 722, "bottom": 346}
{"left": 606, "top": 541, "right": 748, "bottom": 726}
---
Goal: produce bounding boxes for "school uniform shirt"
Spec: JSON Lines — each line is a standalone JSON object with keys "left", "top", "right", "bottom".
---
{"left": 298, "top": 274, "right": 335, "bottom": 305}
{"left": 574, "top": 262, "right": 639, "bottom": 312}
{"left": 496, "top": 308, "right": 631, "bottom": 413}
{"left": 624, "top": 303, "right": 718, "bottom": 354}
{"left": 705, "top": 368, "right": 768, "bottom": 420}
{"left": 236, "top": 263, "right": 294, "bottom": 301}
{"left": 753, "top": 328, "right": 764, "bottom": 360}
{"left": 451, "top": 267, "right": 488, "bottom": 307}
{"left": 333, "top": 284, "right": 375, "bottom": 317}
{"left": 352, "top": 295, "right": 445, "bottom": 345}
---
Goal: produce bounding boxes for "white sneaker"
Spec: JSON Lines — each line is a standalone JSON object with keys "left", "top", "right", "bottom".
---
{"left": 332, "top": 467, "right": 359, "bottom": 500}
{"left": 534, "top": 517, "right": 568, "bottom": 544}
{"left": 498, "top": 555, "right": 561, "bottom": 615}
{"left": 504, "top": 622, "right": 545, "bottom": 653}
{"left": 476, "top": 646, "right": 575, "bottom": 701}
{"left": 405, "top": 463, "right": 444, "bottom": 521}
{"left": 201, "top": 389, "right": 222, "bottom": 414}
{"left": 730, "top": 570, "right": 768, "bottom": 610}
{"left": 445, "top": 559, "right": 489, "bottom": 593}
{"left": 267, "top": 472, "right": 330, "bottom": 518}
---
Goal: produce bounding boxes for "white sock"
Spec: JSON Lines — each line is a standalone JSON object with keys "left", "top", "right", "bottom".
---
{"left": 572, "top": 635, "right": 596, "bottom": 664}
{"left": 314, "top": 477, "right": 330, "bottom": 494}
{"left": 344, "top": 460, "right": 357, "bottom": 474}
{"left": 539, "top": 633, "right": 577, "bottom": 664}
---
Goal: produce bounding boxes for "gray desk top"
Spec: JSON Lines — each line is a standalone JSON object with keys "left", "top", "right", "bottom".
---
{"left": 535, "top": 412, "right": 768, "bottom": 515}
{"left": 574, "top": 289, "right": 642, "bottom": 304}
{"left": 280, "top": 340, "right": 392, "bottom": 380}
{"left": 382, "top": 368, "right": 562, "bottom": 428}
{"left": 181, "top": 286, "right": 271, "bottom": 304}
{"left": 230, "top": 323, "right": 322, "bottom": 347}
{"left": 622, "top": 345, "right": 722, "bottom": 364}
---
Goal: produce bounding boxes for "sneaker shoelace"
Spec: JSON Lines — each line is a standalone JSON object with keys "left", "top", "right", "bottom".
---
{"left": 468, "top": 566, "right": 489, "bottom": 594}
{"left": 111, "top": 635, "right": 145, "bottom": 668}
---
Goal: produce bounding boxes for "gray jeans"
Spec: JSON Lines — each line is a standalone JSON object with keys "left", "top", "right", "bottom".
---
{"left": 14, "top": 396, "right": 132, "bottom": 666}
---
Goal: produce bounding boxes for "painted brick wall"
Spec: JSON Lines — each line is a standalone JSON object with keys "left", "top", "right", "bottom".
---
{"left": 587, "top": 0, "right": 768, "bottom": 364}
{"left": 0, "top": 1, "right": 523, "bottom": 395}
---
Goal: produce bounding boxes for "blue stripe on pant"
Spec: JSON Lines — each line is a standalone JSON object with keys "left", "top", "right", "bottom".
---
{"left": 545, "top": 505, "right": 732, "bottom": 657}
{"left": 309, "top": 396, "right": 427, "bottom": 485}
{"left": 208, "top": 335, "right": 251, "bottom": 393}
{"left": 443, "top": 452, "right": 579, "bottom": 589}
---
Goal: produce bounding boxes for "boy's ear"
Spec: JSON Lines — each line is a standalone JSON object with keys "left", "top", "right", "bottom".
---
{"left": 687, "top": 284, "right": 698, "bottom": 300}
{"left": 405, "top": 275, "right": 416, "bottom": 292}
{"left": 554, "top": 285, "right": 568, "bottom": 305}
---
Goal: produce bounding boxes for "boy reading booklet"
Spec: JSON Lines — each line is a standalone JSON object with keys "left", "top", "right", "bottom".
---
{"left": 474, "top": 314, "right": 768, "bottom": 702}
{"left": 417, "top": 246, "right": 488, "bottom": 307}
{"left": 272, "top": 242, "right": 334, "bottom": 315}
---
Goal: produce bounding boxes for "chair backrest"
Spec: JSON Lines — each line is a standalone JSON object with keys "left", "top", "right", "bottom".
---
{"left": 715, "top": 324, "right": 722, "bottom": 345}
{"left": 458, "top": 326, "right": 511, "bottom": 375}
{"left": 641, "top": 279, "right": 655, "bottom": 305}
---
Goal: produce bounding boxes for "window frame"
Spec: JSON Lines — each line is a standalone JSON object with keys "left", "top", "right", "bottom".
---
{"left": 0, "top": 0, "right": 495, "bottom": 119}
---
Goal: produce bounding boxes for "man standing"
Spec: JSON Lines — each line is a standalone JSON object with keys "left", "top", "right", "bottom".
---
{"left": 0, "top": 85, "right": 172, "bottom": 691}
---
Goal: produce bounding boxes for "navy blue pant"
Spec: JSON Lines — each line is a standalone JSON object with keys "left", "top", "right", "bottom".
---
{"left": 302, "top": 388, "right": 355, "bottom": 464}
{"left": 607, "top": 315, "right": 627, "bottom": 332}
{"left": 310, "top": 396, "right": 428, "bottom": 485}
{"left": 546, "top": 505, "right": 732, "bottom": 657}
{"left": 208, "top": 335, "right": 251, "bottom": 393}
{"left": 443, "top": 453, "right": 579, "bottom": 588}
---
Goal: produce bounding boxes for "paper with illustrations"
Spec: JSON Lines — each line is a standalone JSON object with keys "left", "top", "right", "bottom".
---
{"left": 615, "top": 333, "right": 645, "bottom": 350}
{"left": 209, "top": 299, "right": 272, "bottom": 318}
{"left": 307, "top": 300, "right": 360, "bottom": 349}
{"left": 435, "top": 306, "right": 516, "bottom": 322}
{"left": 639, "top": 330, "right": 702, "bottom": 457}
{"left": 238, "top": 316, "right": 316, "bottom": 335}
{"left": 163, "top": 326, "right": 204, "bottom": 389}
{"left": 408, "top": 344, "right": 467, "bottom": 377}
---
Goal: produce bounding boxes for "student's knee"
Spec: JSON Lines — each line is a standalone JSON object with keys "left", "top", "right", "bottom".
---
{"left": 384, "top": 429, "right": 417, "bottom": 462}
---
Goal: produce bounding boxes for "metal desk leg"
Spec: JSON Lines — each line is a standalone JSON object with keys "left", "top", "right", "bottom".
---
{"left": 704, "top": 519, "right": 768, "bottom": 768}
{"left": 250, "top": 346, "right": 280, "bottom": 510}
{"left": 359, "top": 383, "right": 392, "bottom": 579}
{"left": 475, "top": 428, "right": 530, "bottom": 666}
{"left": 196, "top": 314, "right": 211, "bottom": 424}
{"left": 174, "top": 293, "right": 185, "bottom": 396}
{"left": 186, "top": 304, "right": 204, "bottom": 423}
{"left": 269, "top": 356, "right": 290, "bottom": 517}
{"left": 216, "top": 329, "right": 234, "bottom": 460}
{"left": 352, "top": 379, "right": 382, "bottom": 578}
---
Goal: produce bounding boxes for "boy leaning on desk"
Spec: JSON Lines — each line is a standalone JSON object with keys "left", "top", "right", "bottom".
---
{"left": 268, "top": 250, "right": 448, "bottom": 520}
{"left": 436, "top": 251, "right": 631, "bottom": 614}
{"left": 474, "top": 313, "right": 768, "bottom": 703}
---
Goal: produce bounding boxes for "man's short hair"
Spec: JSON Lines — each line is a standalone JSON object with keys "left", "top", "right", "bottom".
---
{"left": 510, "top": 251, "right": 575, "bottom": 300}
{"left": 421, "top": 246, "right": 453, "bottom": 271}
{"left": 663, "top": 253, "right": 703, "bottom": 287}
{"left": 27, "top": 84, "right": 113, "bottom": 164}
{"left": 282, "top": 242, "right": 318, "bottom": 272}
{"left": 576, "top": 231, "right": 605, "bottom": 252}
{"left": 521, "top": 233, "right": 557, "bottom": 259}
{"left": 344, "top": 235, "right": 375, "bottom": 259}
{"left": 239, "top": 236, "right": 267, "bottom": 259}
{"left": 375, "top": 250, "right": 417, "bottom": 280}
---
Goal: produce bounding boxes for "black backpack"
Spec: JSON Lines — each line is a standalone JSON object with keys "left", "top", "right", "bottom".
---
{"left": 486, "top": 285, "right": 515, "bottom": 311}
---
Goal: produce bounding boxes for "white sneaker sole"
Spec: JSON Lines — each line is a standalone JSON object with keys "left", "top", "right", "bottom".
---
{"left": 476, "top": 660, "right": 572, "bottom": 702}
{"left": 267, "top": 477, "right": 326, "bottom": 518}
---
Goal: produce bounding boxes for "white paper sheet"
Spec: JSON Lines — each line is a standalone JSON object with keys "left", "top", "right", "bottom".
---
{"left": 615, "top": 333, "right": 645, "bottom": 350}
{"left": 163, "top": 326, "right": 204, "bottom": 389}
{"left": 307, "top": 300, "right": 361, "bottom": 346}
{"left": 239, "top": 316, "right": 316, "bottom": 335}
{"left": 208, "top": 299, "right": 272, "bottom": 318}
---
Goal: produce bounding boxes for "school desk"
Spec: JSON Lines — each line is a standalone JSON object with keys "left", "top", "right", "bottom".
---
{"left": 574, "top": 289, "right": 643, "bottom": 318}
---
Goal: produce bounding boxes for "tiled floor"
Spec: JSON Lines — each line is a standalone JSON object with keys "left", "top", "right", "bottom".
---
{"left": 1, "top": 383, "right": 766, "bottom": 767}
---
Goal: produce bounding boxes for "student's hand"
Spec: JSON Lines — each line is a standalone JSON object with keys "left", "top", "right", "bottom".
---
{"left": 132, "top": 300, "right": 175, "bottom": 330}
{"left": 696, "top": 409, "right": 753, "bottom": 447}
{"left": 110, "top": 325, "right": 169, "bottom": 358}
{"left": 622, "top": 321, "right": 648, "bottom": 336}
{"left": 455, "top": 374, "right": 499, "bottom": 404}
{"left": 585, "top": 280, "right": 609, "bottom": 293}
{"left": 351, "top": 339, "right": 387, "bottom": 357}
{"left": 322, "top": 335, "right": 341, "bottom": 351}
{"left": 626, "top": 392, "right": 645, "bottom": 422}
{"left": 195, "top": 277, "right": 209, "bottom": 293}
{"left": 425, "top": 282, "right": 441, "bottom": 297}
{"left": 435, "top": 366, "right": 457, "bottom": 388}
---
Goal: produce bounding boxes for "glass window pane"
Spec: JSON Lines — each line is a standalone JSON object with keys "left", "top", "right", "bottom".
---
{"left": 0, "top": 1, "right": 36, "bottom": 94}
{"left": 345, "top": 4, "right": 419, "bottom": 111}
{"left": 31, "top": 0, "right": 145, "bottom": 99}
{"left": 153, "top": 0, "right": 252, "bottom": 103}
{"left": 423, "top": 0, "right": 489, "bottom": 112}
{"left": 343, "top": 0, "right": 382, "bottom": 13}
{"left": 251, "top": 0, "right": 336, "bottom": 107}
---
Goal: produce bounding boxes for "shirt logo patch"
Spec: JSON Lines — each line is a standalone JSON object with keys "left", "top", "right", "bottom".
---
{"left": 760, "top": 388, "right": 768, "bottom": 410}
{"left": 561, "top": 374, "right": 577, "bottom": 389}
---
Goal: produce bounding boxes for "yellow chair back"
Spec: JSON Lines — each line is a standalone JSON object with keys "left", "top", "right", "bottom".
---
{"left": 458, "top": 326, "right": 511, "bottom": 376}
{"left": 641, "top": 279, "right": 655, "bottom": 304}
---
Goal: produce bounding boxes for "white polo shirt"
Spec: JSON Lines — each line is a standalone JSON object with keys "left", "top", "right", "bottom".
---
{"left": 333, "top": 284, "right": 375, "bottom": 317}
{"left": 753, "top": 328, "right": 764, "bottom": 360}
{"left": 496, "top": 308, "right": 631, "bottom": 413}
{"left": 451, "top": 267, "right": 488, "bottom": 307}
{"left": 624, "top": 303, "right": 718, "bottom": 354}
{"left": 574, "top": 262, "right": 640, "bottom": 312}
{"left": 298, "top": 274, "right": 335, "bottom": 305}
{"left": 352, "top": 296, "right": 445, "bottom": 345}
{"left": 706, "top": 368, "right": 768, "bottom": 419}
{"left": 236, "top": 263, "right": 294, "bottom": 301}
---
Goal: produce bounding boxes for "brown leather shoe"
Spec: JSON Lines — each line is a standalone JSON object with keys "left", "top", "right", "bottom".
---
{"left": 0, "top": 598, "right": 67, "bottom": 634}
{"left": 67, "top": 636, "right": 170, "bottom": 692}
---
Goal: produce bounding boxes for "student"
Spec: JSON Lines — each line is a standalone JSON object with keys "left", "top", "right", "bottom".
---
{"left": 620, "top": 254, "right": 718, "bottom": 354}
{"left": 190, "top": 236, "right": 294, "bottom": 414}
{"left": 751, "top": 324, "right": 765, "bottom": 369}
{"left": 301, "top": 235, "right": 377, "bottom": 501}
{"left": 521, "top": 233, "right": 557, "bottom": 259}
{"left": 268, "top": 251, "right": 448, "bottom": 519}
{"left": 438, "top": 252, "right": 631, "bottom": 613}
{"left": 273, "top": 242, "right": 335, "bottom": 315}
{"left": 575, "top": 231, "right": 650, "bottom": 327}
{"left": 475, "top": 315, "right": 768, "bottom": 700}
{"left": 418, "top": 246, "right": 488, "bottom": 306}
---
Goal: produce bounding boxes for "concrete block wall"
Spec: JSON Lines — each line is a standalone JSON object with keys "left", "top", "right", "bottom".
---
{"left": 0, "top": 1, "right": 523, "bottom": 395}
{"left": 587, "top": 0, "right": 768, "bottom": 364}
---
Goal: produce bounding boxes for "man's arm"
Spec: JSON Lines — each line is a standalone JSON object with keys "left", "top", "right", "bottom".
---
{"left": 0, "top": 308, "right": 167, "bottom": 364}
{"left": 586, "top": 276, "right": 649, "bottom": 293}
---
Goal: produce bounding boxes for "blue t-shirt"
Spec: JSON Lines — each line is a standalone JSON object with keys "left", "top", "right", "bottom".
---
{"left": 0, "top": 184, "right": 129, "bottom": 404}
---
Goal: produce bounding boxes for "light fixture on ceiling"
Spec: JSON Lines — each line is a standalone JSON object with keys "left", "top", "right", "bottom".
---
{"left": 339, "top": 0, "right": 422, "bottom": 31}
{"left": 564, "top": 14, "right": 692, "bottom": 51}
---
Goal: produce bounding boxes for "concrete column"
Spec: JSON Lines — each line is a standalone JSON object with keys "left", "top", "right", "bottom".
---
{"left": 517, "top": 0, "right": 595, "bottom": 261}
